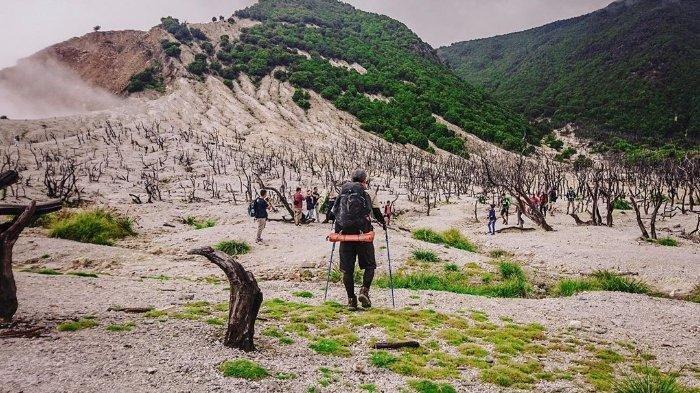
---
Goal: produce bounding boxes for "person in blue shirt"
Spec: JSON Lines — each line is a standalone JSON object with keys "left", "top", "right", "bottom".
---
{"left": 487, "top": 204, "right": 497, "bottom": 235}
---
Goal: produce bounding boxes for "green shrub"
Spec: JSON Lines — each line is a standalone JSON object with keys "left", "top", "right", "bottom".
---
{"left": 612, "top": 198, "right": 632, "bottom": 210}
{"left": 49, "top": 209, "right": 135, "bottom": 245}
{"left": 106, "top": 322, "right": 134, "bottom": 332}
{"left": 219, "top": 359, "right": 269, "bottom": 380}
{"left": 214, "top": 240, "right": 251, "bottom": 256}
{"left": 160, "top": 40, "right": 181, "bottom": 57}
{"left": 37, "top": 268, "right": 62, "bottom": 275}
{"left": 656, "top": 237, "right": 678, "bottom": 247}
{"left": 183, "top": 216, "right": 216, "bottom": 229}
{"left": 370, "top": 350, "right": 397, "bottom": 368}
{"left": 293, "top": 88, "right": 311, "bottom": 110}
{"left": 408, "top": 380, "right": 457, "bottom": 393}
{"left": 309, "top": 338, "right": 349, "bottom": 356}
{"left": 555, "top": 271, "right": 650, "bottom": 296}
{"left": 498, "top": 261, "right": 525, "bottom": 280}
{"left": 293, "top": 291, "right": 314, "bottom": 298}
{"left": 160, "top": 16, "right": 192, "bottom": 42}
{"left": 412, "top": 249, "right": 439, "bottom": 262}
{"left": 68, "top": 271, "right": 98, "bottom": 278}
{"left": 444, "top": 263, "right": 459, "bottom": 272}
{"left": 127, "top": 66, "right": 164, "bottom": 93}
{"left": 57, "top": 317, "right": 98, "bottom": 332}
{"left": 412, "top": 228, "right": 477, "bottom": 252}
{"left": 613, "top": 371, "right": 684, "bottom": 393}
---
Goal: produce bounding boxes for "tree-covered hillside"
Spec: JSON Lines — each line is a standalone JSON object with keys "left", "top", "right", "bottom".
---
{"left": 218, "top": 0, "right": 539, "bottom": 153}
{"left": 438, "top": 0, "right": 699, "bottom": 150}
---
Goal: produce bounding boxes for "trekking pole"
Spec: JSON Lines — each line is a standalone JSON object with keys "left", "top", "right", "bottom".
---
{"left": 323, "top": 222, "right": 337, "bottom": 301}
{"left": 384, "top": 228, "right": 395, "bottom": 308}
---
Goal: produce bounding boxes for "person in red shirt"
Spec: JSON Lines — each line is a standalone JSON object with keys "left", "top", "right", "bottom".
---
{"left": 383, "top": 200, "right": 393, "bottom": 226}
{"left": 293, "top": 187, "right": 304, "bottom": 226}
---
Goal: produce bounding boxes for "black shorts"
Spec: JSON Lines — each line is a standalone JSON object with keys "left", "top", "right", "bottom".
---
{"left": 500, "top": 207, "right": 509, "bottom": 214}
{"left": 339, "top": 241, "right": 376, "bottom": 272}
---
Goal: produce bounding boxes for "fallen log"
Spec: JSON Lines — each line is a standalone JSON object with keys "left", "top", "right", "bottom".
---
{"left": 188, "top": 246, "right": 262, "bottom": 351}
{"left": 570, "top": 213, "right": 595, "bottom": 226}
{"left": 107, "top": 306, "right": 154, "bottom": 313}
{"left": 495, "top": 226, "right": 535, "bottom": 233}
{"left": 373, "top": 341, "right": 420, "bottom": 350}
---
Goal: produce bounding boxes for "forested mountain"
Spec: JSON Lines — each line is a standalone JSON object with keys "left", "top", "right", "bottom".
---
{"left": 223, "top": 0, "right": 538, "bottom": 153}
{"left": 438, "top": 0, "right": 699, "bottom": 150}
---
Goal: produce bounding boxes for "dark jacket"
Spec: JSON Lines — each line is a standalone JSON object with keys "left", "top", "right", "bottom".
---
{"left": 253, "top": 197, "right": 268, "bottom": 219}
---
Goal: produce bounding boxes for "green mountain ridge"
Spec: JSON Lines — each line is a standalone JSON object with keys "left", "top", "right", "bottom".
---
{"left": 183, "top": 0, "right": 541, "bottom": 153}
{"left": 437, "top": 0, "right": 699, "bottom": 149}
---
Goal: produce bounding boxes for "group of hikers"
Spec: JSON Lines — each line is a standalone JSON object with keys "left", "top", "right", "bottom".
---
{"left": 250, "top": 169, "right": 392, "bottom": 310}
{"left": 252, "top": 172, "right": 584, "bottom": 311}
{"left": 485, "top": 186, "right": 577, "bottom": 235}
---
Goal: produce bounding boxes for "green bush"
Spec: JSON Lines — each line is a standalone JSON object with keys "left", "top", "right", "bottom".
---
{"left": 412, "top": 228, "right": 477, "bottom": 252}
{"left": 293, "top": 291, "right": 314, "bottom": 298}
{"left": 292, "top": 88, "right": 311, "bottom": 110}
{"left": 57, "top": 317, "right": 98, "bottom": 332}
{"left": 187, "top": 54, "right": 209, "bottom": 76}
{"left": 613, "top": 371, "right": 684, "bottom": 393}
{"left": 613, "top": 198, "right": 632, "bottom": 210}
{"left": 444, "top": 263, "right": 459, "bottom": 272}
{"left": 370, "top": 350, "right": 397, "bottom": 368}
{"left": 127, "top": 66, "right": 164, "bottom": 93}
{"left": 656, "top": 237, "right": 678, "bottom": 247}
{"left": 160, "top": 16, "right": 192, "bottom": 42}
{"left": 219, "top": 359, "right": 269, "bottom": 380}
{"left": 183, "top": 216, "right": 216, "bottom": 229}
{"left": 555, "top": 270, "right": 650, "bottom": 296}
{"left": 412, "top": 249, "right": 439, "bottom": 262}
{"left": 160, "top": 40, "right": 181, "bottom": 58}
{"left": 49, "top": 209, "right": 135, "bottom": 245}
{"left": 408, "top": 380, "right": 457, "bottom": 393}
{"left": 214, "top": 240, "right": 251, "bottom": 256}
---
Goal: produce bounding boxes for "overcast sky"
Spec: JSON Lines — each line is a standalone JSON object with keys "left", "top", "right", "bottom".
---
{"left": 0, "top": 0, "right": 613, "bottom": 69}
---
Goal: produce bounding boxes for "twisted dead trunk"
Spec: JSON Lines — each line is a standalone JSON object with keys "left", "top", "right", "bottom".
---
{"left": 188, "top": 246, "right": 262, "bottom": 351}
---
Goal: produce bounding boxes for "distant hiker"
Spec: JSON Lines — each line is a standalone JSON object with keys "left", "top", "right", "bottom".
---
{"left": 332, "top": 169, "right": 386, "bottom": 311}
{"left": 539, "top": 191, "right": 549, "bottom": 217}
{"left": 566, "top": 187, "right": 577, "bottom": 214}
{"left": 515, "top": 203, "right": 525, "bottom": 228}
{"left": 323, "top": 193, "right": 337, "bottom": 224}
{"left": 500, "top": 193, "right": 511, "bottom": 225}
{"left": 293, "top": 187, "right": 304, "bottom": 226}
{"left": 487, "top": 204, "right": 497, "bottom": 235}
{"left": 548, "top": 187, "right": 558, "bottom": 216}
{"left": 305, "top": 190, "right": 316, "bottom": 222}
{"left": 312, "top": 187, "right": 321, "bottom": 221}
{"left": 529, "top": 194, "right": 540, "bottom": 214}
{"left": 253, "top": 190, "right": 270, "bottom": 243}
{"left": 383, "top": 200, "right": 394, "bottom": 226}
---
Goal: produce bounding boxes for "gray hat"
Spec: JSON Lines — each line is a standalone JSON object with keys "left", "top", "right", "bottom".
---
{"left": 351, "top": 169, "right": 367, "bottom": 183}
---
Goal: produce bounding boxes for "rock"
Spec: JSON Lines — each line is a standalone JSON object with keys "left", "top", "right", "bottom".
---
{"left": 179, "top": 294, "right": 195, "bottom": 301}
{"left": 354, "top": 363, "right": 367, "bottom": 374}
{"left": 594, "top": 326, "right": 608, "bottom": 334}
{"left": 301, "top": 261, "right": 316, "bottom": 269}
{"left": 485, "top": 355, "right": 494, "bottom": 364}
{"left": 146, "top": 368, "right": 157, "bottom": 374}
{"left": 568, "top": 320, "right": 583, "bottom": 330}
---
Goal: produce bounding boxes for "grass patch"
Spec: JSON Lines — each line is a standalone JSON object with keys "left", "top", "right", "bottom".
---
{"left": 489, "top": 249, "right": 513, "bottom": 258}
{"left": 293, "top": 291, "right": 314, "bottom": 298}
{"left": 183, "top": 216, "right": 216, "bottom": 229}
{"left": 412, "top": 249, "right": 439, "bottom": 262}
{"left": 655, "top": 237, "right": 678, "bottom": 247}
{"left": 412, "top": 228, "right": 477, "bottom": 252}
{"left": 444, "top": 263, "right": 459, "bottom": 272}
{"left": 144, "top": 309, "right": 168, "bottom": 318}
{"left": 214, "top": 240, "right": 250, "bottom": 256}
{"left": 614, "top": 370, "right": 687, "bottom": 393}
{"left": 360, "top": 383, "right": 377, "bottom": 392}
{"left": 37, "top": 268, "right": 62, "bottom": 275}
{"left": 68, "top": 271, "right": 98, "bottom": 278}
{"left": 376, "top": 262, "right": 530, "bottom": 298}
{"left": 57, "top": 317, "right": 98, "bottom": 332}
{"left": 206, "top": 317, "right": 225, "bottom": 326}
{"left": 409, "top": 380, "right": 457, "bottom": 393}
{"left": 309, "top": 338, "right": 350, "bottom": 357}
{"left": 555, "top": 270, "right": 650, "bottom": 297}
{"left": 106, "top": 322, "right": 134, "bottom": 332}
{"left": 219, "top": 359, "right": 268, "bottom": 380}
{"left": 49, "top": 209, "right": 135, "bottom": 245}
{"left": 370, "top": 350, "right": 398, "bottom": 368}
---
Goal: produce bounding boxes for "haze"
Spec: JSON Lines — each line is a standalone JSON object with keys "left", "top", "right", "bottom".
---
{"left": 0, "top": 0, "right": 613, "bottom": 69}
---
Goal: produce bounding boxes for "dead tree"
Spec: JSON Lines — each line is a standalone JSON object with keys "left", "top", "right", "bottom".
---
{"left": 1, "top": 170, "right": 62, "bottom": 321}
{"left": 188, "top": 247, "right": 262, "bottom": 351}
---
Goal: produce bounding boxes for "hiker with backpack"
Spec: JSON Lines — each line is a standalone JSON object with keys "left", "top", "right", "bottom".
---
{"left": 487, "top": 204, "right": 497, "bottom": 235}
{"left": 499, "top": 193, "right": 511, "bottom": 225}
{"left": 313, "top": 187, "right": 321, "bottom": 222}
{"left": 252, "top": 189, "right": 270, "bottom": 243}
{"left": 292, "top": 187, "right": 304, "bottom": 226}
{"left": 331, "top": 169, "right": 386, "bottom": 311}
{"left": 566, "top": 187, "right": 577, "bottom": 214}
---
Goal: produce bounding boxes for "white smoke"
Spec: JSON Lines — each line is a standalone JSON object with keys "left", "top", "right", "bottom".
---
{"left": 0, "top": 57, "right": 124, "bottom": 120}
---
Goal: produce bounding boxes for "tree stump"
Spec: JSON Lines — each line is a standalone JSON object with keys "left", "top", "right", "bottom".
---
{"left": 188, "top": 246, "right": 262, "bottom": 351}
{"left": 1, "top": 170, "right": 62, "bottom": 322}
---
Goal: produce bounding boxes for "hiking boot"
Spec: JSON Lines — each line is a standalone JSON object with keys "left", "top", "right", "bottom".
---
{"left": 358, "top": 287, "right": 371, "bottom": 309}
{"left": 348, "top": 296, "right": 358, "bottom": 311}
